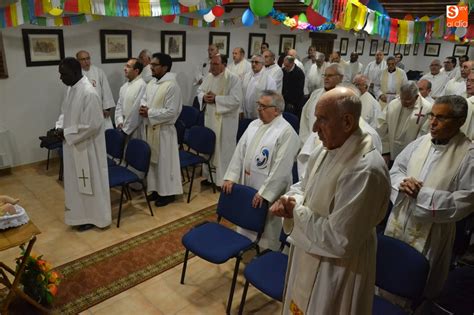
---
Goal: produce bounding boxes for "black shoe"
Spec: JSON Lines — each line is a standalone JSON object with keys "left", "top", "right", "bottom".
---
{"left": 155, "top": 195, "right": 176, "bottom": 207}
{"left": 77, "top": 224, "right": 94, "bottom": 232}
{"left": 200, "top": 179, "right": 213, "bottom": 186}
{"left": 147, "top": 191, "right": 159, "bottom": 201}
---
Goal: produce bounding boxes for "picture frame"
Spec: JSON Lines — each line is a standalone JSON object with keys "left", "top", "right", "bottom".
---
{"left": 382, "top": 41, "right": 390, "bottom": 55}
{"left": 393, "top": 44, "right": 402, "bottom": 55}
{"left": 404, "top": 44, "right": 411, "bottom": 56}
{"left": 209, "top": 32, "right": 230, "bottom": 57}
{"left": 413, "top": 43, "right": 419, "bottom": 56}
{"left": 355, "top": 39, "right": 365, "bottom": 55}
{"left": 424, "top": 43, "right": 441, "bottom": 57}
{"left": 369, "top": 39, "right": 378, "bottom": 56}
{"left": 339, "top": 38, "right": 349, "bottom": 56}
{"left": 161, "top": 31, "right": 186, "bottom": 62}
{"left": 22, "top": 29, "right": 64, "bottom": 67}
{"left": 100, "top": 30, "right": 131, "bottom": 64}
{"left": 452, "top": 44, "right": 469, "bottom": 57}
{"left": 248, "top": 33, "right": 266, "bottom": 58}
{"left": 279, "top": 34, "right": 296, "bottom": 55}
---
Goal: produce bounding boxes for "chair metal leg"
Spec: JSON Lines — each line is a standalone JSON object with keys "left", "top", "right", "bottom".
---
{"left": 238, "top": 280, "right": 250, "bottom": 315}
{"left": 46, "top": 149, "right": 51, "bottom": 170}
{"left": 187, "top": 165, "right": 196, "bottom": 203}
{"left": 207, "top": 162, "right": 216, "bottom": 193}
{"left": 180, "top": 249, "right": 190, "bottom": 284}
{"left": 142, "top": 181, "right": 154, "bottom": 217}
{"left": 116, "top": 185, "right": 126, "bottom": 227}
{"left": 226, "top": 257, "right": 242, "bottom": 315}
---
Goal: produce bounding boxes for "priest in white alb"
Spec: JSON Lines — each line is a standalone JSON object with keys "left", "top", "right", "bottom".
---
{"left": 197, "top": 54, "right": 242, "bottom": 187}
{"left": 222, "top": 90, "right": 300, "bottom": 250}
{"left": 263, "top": 50, "right": 284, "bottom": 93}
{"left": 56, "top": 57, "right": 111, "bottom": 231}
{"left": 115, "top": 58, "right": 147, "bottom": 139}
{"left": 385, "top": 95, "right": 473, "bottom": 299}
{"left": 353, "top": 74, "right": 382, "bottom": 129}
{"left": 363, "top": 50, "right": 387, "bottom": 95}
{"left": 227, "top": 47, "right": 251, "bottom": 80}
{"left": 76, "top": 50, "right": 116, "bottom": 129}
{"left": 139, "top": 53, "right": 183, "bottom": 207}
{"left": 462, "top": 72, "right": 474, "bottom": 139}
{"left": 138, "top": 49, "right": 153, "bottom": 83}
{"left": 241, "top": 55, "right": 276, "bottom": 119}
{"left": 445, "top": 60, "right": 472, "bottom": 96}
{"left": 377, "top": 56, "right": 408, "bottom": 110}
{"left": 305, "top": 52, "right": 327, "bottom": 94}
{"left": 420, "top": 59, "right": 450, "bottom": 99}
{"left": 377, "top": 82, "right": 432, "bottom": 164}
{"left": 271, "top": 87, "right": 391, "bottom": 315}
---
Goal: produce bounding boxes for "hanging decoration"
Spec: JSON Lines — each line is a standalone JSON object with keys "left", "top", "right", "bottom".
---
{"left": 211, "top": 5, "right": 224, "bottom": 17}
{"left": 249, "top": 0, "right": 273, "bottom": 17}
{"left": 242, "top": 8, "right": 254, "bottom": 26}
{"left": 203, "top": 10, "right": 215, "bottom": 22}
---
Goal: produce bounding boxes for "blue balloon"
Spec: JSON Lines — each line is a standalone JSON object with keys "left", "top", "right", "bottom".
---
{"left": 197, "top": 8, "right": 211, "bottom": 15}
{"left": 242, "top": 8, "right": 254, "bottom": 26}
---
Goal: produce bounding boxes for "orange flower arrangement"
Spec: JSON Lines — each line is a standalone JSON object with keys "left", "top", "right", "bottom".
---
{"left": 16, "top": 248, "right": 61, "bottom": 306}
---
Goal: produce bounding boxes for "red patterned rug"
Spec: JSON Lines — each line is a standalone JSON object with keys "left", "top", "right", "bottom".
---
{"left": 3, "top": 204, "right": 217, "bottom": 314}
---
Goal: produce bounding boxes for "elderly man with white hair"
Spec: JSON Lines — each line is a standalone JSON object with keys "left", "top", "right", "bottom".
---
{"left": 223, "top": 90, "right": 300, "bottom": 250}
{"left": 288, "top": 49, "right": 304, "bottom": 70}
{"left": 462, "top": 71, "right": 474, "bottom": 139}
{"left": 420, "top": 59, "right": 450, "bottom": 99}
{"left": 417, "top": 79, "right": 435, "bottom": 104}
{"left": 138, "top": 49, "right": 153, "bottom": 83}
{"left": 353, "top": 74, "right": 382, "bottom": 129}
{"left": 445, "top": 60, "right": 472, "bottom": 96}
{"left": 377, "top": 81, "right": 432, "bottom": 165}
{"left": 305, "top": 52, "right": 327, "bottom": 94}
{"left": 363, "top": 50, "right": 387, "bottom": 95}
{"left": 241, "top": 55, "right": 276, "bottom": 119}
{"left": 263, "top": 50, "right": 284, "bottom": 93}
{"left": 228, "top": 47, "right": 251, "bottom": 80}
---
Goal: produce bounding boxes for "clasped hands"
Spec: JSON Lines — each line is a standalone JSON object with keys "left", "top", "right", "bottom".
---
{"left": 203, "top": 91, "right": 216, "bottom": 104}
{"left": 139, "top": 105, "right": 149, "bottom": 118}
{"left": 399, "top": 177, "right": 423, "bottom": 198}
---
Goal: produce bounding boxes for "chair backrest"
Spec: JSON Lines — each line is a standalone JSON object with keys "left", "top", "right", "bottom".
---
{"left": 179, "top": 106, "right": 200, "bottom": 129}
{"left": 282, "top": 112, "right": 300, "bottom": 134}
{"left": 236, "top": 118, "right": 253, "bottom": 143}
{"left": 175, "top": 119, "right": 186, "bottom": 146}
{"left": 186, "top": 126, "right": 216, "bottom": 156}
{"left": 376, "top": 234, "right": 429, "bottom": 300}
{"left": 217, "top": 184, "right": 268, "bottom": 234}
{"left": 105, "top": 129, "right": 126, "bottom": 160}
{"left": 124, "top": 139, "right": 151, "bottom": 173}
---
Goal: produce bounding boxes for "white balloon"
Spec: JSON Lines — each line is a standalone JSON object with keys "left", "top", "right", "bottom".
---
{"left": 455, "top": 27, "right": 467, "bottom": 38}
{"left": 203, "top": 11, "right": 215, "bottom": 23}
{"left": 178, "top": 0, "right": 200, "bottom": 7}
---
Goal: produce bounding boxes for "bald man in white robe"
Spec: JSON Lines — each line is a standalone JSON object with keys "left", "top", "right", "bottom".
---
{"left": 227, "top": 47, "right": 251, "bottom": 80}
{"left": 462, "top": 72, "right": 474, "bottom": 139}
{"left": 420, "top": 59, "right": 450, "bottom": 98}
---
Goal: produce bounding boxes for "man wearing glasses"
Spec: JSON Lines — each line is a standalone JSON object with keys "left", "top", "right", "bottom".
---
{"left": 377, "top": 82, "right": 432, "bottom": 166}
{"left": 241, "top": 55, "right": 276, "bottom": 119}
{"left": 385, "top": 95, "right": 473, "bottom": 299}
{"left": 223, "top": 90, "right": 299, "bottom": 250}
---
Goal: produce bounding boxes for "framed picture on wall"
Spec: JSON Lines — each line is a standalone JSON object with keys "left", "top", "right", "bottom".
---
{"left": 248, "top": 33, "right": 265, "bottom": 58}
{"left": 209, "top": 32, "right": 230, "bottom": 57}
{"left": 100, "top": 30, "right": 132, "bottom": 63}
{"left": 382, "top": 41, "right": 390, "bottom": 55}
{"left": 424, "top": 43, "right": 441, "bottom": 57}
{"left": 453, "top": 44, "right": 469, "bottom": 57}
{"left": 404, "top": 44, "right": 411, "bottom": 56}
{"left": 355, "top": 39, "right": 365, "bottom": 55}
{"left": 22, "top": 29, "right": 65, "bottom": 67}
{"left": 369, "top": 39, "right": 378, "bottom": 56}
{"left": 413, "top": 43, "right": 419, "bottom": 56}
{"left": 393, "top": 44, "right": 402, "bottom": 55}
{"left": 161, "top": 31, "right": 186, "bottom": 62}
{"left": 339, "top": 38, "right": 349, "bottom": 56}
{"left": 279, "top": 35, "right": 296, "bottom": 55}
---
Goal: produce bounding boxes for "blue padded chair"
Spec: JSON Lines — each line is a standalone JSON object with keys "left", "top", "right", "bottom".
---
{"left": 373, "top": 234, "right": 430, "bottom": 315}
{"left": 39, "top": 134, "right": 62, "bottom": 170}
{"left": 108, "top": 139, "right": 153, "bottom": 227}
{"left": 282, "top": 111, "right": 300, "bottom": 134}
{"left": 175, "top": 119, "right": 186, "bottom": 149}
{"left": 179, "top": 106, "right": 200, "bottom": 143}
{"left": 105, "top": 129, "right": 126, "bottom": 167}
{"left": 238, "top": 230, "right": 290, "bottom": 315}
{"left": 179, "top": 126, "right": 216, "bottom": 203}
{"left": 236, "top": 118, "right": 253, "bottom": 143}
{"left": 180, "top": 184, "right": 269, "bottom": 315}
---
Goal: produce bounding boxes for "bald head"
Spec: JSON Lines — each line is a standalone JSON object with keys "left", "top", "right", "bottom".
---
{"left": 288, "top": 49, "right": 298, "bottom": 58}
{"left": 76, "top": 50, "right": 91, "bottom": 71}
{"left": 461, "top": 60, "right": 474, "bottom": 79}
{"left": 417, "top": 79, "right": 432, "bottom": 98}
{"left": 430, "top": 59, "right": 442, "bottom": 75}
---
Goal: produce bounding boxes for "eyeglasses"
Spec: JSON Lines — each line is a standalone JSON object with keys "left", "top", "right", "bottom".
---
{"left": 150, "top": 63, "right": 162, "bottom": 67}
{"left": 256, "top": 102, "right": 276, "bottom": 110}
{"left": 251, "top": 61, "right": 263, "bottom": 64}
{"left": 427, "top": 113, "right": 463, "bottom": 122}
{"left": 78, "top": 57, "right": 90, "bottom": 61}
{"left": 322, "top": 74, "right": 341, "bottom": 78}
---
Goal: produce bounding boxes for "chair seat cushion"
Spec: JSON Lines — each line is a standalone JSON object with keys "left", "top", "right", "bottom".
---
{"left": 107, "top": 158, "right": 116, "bottom": 167}
{"left": 108, "top": 166, "right": 139, "bottom": 187}
{"left": 179, "top": 151, "right": 207, "bottom": 168}
{"left": 244, "top": 251, "right": 288, "bottom": 301}
{"left": 182, "top": 222, "right": 253, "bottom": 264}
{"left": 373, "top": 295, "right": 408, "bottom": 315}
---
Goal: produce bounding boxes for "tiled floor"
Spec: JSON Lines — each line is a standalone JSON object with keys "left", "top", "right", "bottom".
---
{"left": 0, "top": 161, "right": 281, "bottom": 314}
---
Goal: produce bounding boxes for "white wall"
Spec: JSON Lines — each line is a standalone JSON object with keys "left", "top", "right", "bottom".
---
{"left": 0, "top": 13, "right": 470, "bottom": 166}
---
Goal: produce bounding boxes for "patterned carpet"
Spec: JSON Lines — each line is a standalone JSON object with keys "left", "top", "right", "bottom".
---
{"left": 3, "top": 204, "right": 217, "bottom": 314}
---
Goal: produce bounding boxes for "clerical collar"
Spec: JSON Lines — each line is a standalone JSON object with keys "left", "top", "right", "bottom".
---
{"left": 431, "top": 138, "right": 450, "bottom": 145}
{"left": 388, "top": 68, "right": 396, "bottom": 73}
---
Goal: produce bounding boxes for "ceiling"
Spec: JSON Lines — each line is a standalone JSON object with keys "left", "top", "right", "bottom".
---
{"left": 224, "top": 0, "right": 471, "bottom": 22}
